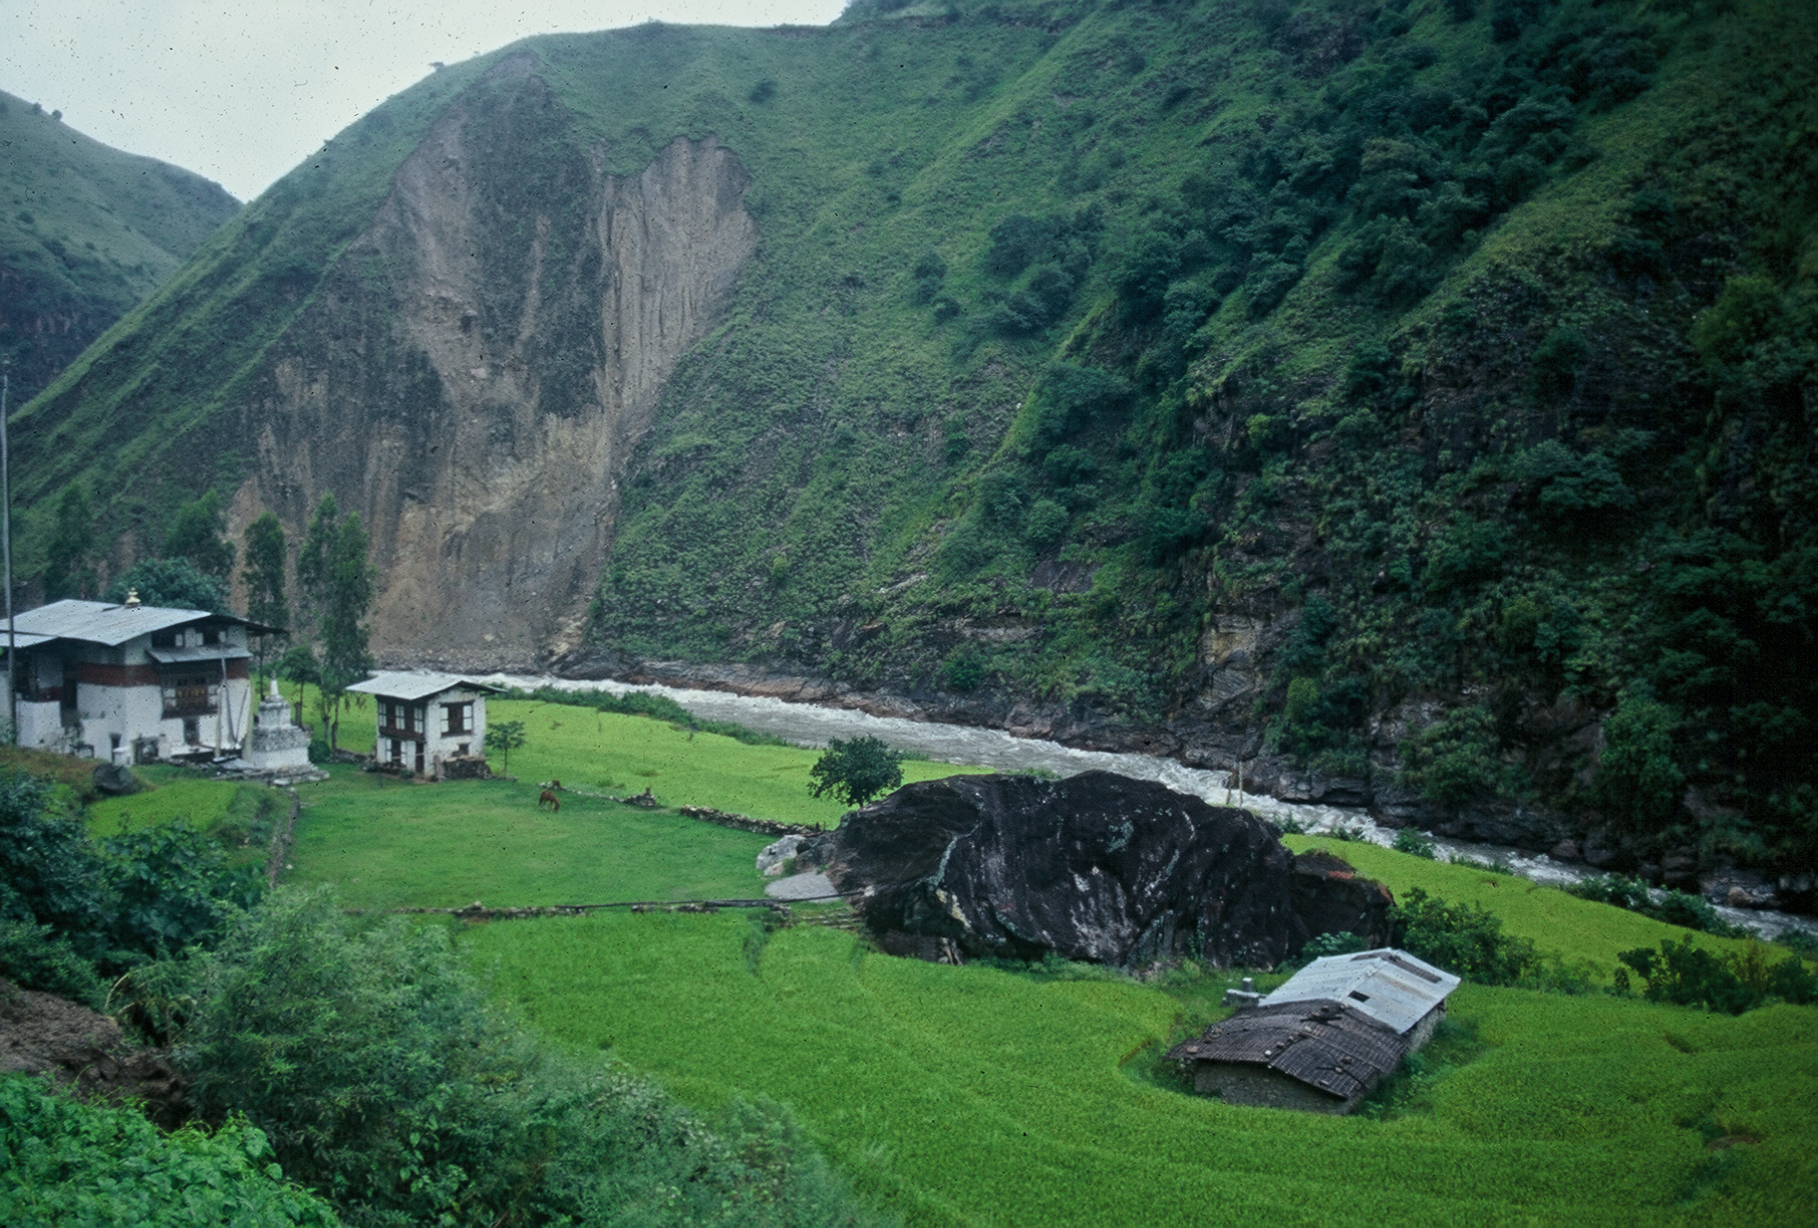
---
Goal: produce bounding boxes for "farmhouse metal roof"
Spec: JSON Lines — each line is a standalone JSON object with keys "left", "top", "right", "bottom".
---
{"left": 1168, "top": 1001, "right": 1410, "bottom": 1102}
{"left": 347, "top": 671, "right": 507, "bottom": 702}
{"left": 2, "top": 599, "right": 275, "bottom": 647}
{"left": 1260, "top": 949, "right": 1460, "bottom": 1036}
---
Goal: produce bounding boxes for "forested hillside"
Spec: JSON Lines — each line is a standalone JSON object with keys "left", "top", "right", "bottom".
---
{"left": 10, "top": 0, "right": 1816, "bottom": 885}
{"left": 0, "top": 90, "right": 238, "bottom": 409}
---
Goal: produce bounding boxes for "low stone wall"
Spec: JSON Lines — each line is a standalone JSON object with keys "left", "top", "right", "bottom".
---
{"left": 678, "top": 806, "right": 819, "bottom": 838}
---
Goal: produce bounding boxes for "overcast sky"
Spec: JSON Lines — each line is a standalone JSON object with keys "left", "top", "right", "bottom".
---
{"left": 2, "top": 1, "right": 850, "bottom": 202}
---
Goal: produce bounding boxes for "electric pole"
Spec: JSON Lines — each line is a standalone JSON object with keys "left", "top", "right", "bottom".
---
{"left": 1, "top": 357, "right": 14, "bottom": 744}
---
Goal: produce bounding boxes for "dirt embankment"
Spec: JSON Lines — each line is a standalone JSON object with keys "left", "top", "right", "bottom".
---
{"left": 0, "top": 978, "right": 189, "bottom": 1128}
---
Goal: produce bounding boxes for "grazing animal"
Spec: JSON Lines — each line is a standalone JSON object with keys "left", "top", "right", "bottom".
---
{"left": 538, "top": 789, "right": 561, "bottom": 812}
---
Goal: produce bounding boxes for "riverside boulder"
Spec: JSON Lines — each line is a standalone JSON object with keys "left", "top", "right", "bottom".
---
{"left": 802, "top": 771, "right": 1390, "bottom": 968}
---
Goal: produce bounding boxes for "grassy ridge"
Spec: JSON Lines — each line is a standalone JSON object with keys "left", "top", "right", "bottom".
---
{"left": 0, "top": 90, "right": 239, "bottom": 408}
{"left": 466, "top": 913, "right": 1818, "bottom": 1227}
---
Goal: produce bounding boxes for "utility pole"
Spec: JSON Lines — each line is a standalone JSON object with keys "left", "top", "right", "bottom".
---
{"left": 1, "top": 357, "right": 14, "bottom": 745}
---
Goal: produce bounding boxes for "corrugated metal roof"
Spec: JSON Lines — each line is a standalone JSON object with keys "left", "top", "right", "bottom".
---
{"left": 347, "top": 671, "right": 506, "bottom": 702}
{"left": 3, "top": 599, "right": 275, "bottom": 647}
{"left": 147, "top": 645, "right": 253, "bottom": 664}
{"left": 1260, "top": 949, "right": 1460, "bottom": 1036}
{"left": 1168, "top": 1002, "right": 1409, "bottom": 1102}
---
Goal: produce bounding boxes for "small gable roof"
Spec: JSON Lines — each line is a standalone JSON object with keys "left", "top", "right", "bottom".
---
{"left": 1168, "top": 1001, "right": 1409, "bottom": 1103}
{"left": 1260, "top": 949, "right": 1460, "bottom": 1036}
{"left": 3, "top": 599, "right": 275, "bottom": 647}
{"left": 347, "top": 671, "right": 506, "bottom": 703}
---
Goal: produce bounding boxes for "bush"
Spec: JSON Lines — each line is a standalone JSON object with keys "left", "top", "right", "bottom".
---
{"left": 1390, "top": 887, "right": 1542, "bottom": 986}
{"left": 0, "top": 1075, "right": 341, "bottom": 1227}
{"left": 0, "top": 921, "right": 108, "bottom": 1007}
{"left": 1595, "top": 697, "right": 1685, "bottom": 831}
{"left": 1568, "top": 875, "right": 1750, "bottom": 937}
{"left": 1616, "top": 936, "right": 1818, "bottom": 1014}
{"left": 1023, "top": 498, "right": 1069, "bottom": 546}
{"left": 1392, "top": 828, "right": 1438, "bottom": 859}
{"left": 943, "top": 649, "right": 987, "bottom": 692}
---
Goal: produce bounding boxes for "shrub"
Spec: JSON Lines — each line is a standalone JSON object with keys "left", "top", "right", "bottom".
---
{"left": 1616, "top": 936, "right": 1818, "bottom": 1014}
{"left": 1023, "top": 498, "right": 1069, "bottom": 546}
{"left": 943, "top": 649, "right": 987, "bottom": 692}
{"left": 1390, "top": 887, "right": 1543, "bottom": 986}
{"left": 1595, "top": 697, "right": 1685, "bottom": 831}
{"left": 0, "top": 772, "right": 257, "bottom": 976}
{"left": 1300, "top": 930, "right": 1367, "bottom": 960}
{"left": 1399, "top": 706, "right": 1504, "bottom": 810}
{"left": 1392, "top": 827, "right": 1438, "bottom": 859}
{"left": 0, "top": 921, "right": 108, "bottom": 1007}
{"left": 0, "top": 1076, "right": 341, "bottom": 1227}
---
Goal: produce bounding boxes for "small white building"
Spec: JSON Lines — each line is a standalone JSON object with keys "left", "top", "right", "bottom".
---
{"left": 1, "top": 596, "right": 277, "bottom": 763}
{"left": 346, "top": 670, "right": 502, "bottom": 778}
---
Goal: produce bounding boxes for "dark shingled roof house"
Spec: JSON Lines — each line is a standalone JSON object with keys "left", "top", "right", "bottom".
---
{"left": 1168, "top": 949, "right": 1460, "bottom": 1114}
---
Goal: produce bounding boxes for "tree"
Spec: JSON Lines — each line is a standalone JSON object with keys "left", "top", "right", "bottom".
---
{"left": 295, "top": 495, "right": 375, "bottom": 750}
{"left": 164, "top": 490, "right": 236, "bottom": 582}
{"left": 277, "top": 643, "right": 320, "bottom": 714}
{"left": 41, "top": 483, "right": 96, "bottom": 600}
{"left": 103, "top": 558, "right": 227, "bottom": 613}
{"left": 485, "top": 720, "right": 526, "bottom": 776}
{"left": 241, "top": 512, "right": 290, "bottom": 687}
{"left": 807, "top": 735, "right": 904, "bottom": 807}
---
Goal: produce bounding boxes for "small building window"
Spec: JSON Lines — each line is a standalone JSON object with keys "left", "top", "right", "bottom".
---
{"left": 202, "top": 627, "right": 220, "bottom": 646}
{"left": 442, "top": 701, "right": 473, "bottom": 735}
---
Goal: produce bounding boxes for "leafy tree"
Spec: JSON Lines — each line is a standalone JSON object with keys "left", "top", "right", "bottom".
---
{"left": 296, "top": 495, "right": 375, "bottom": 750}
{"left": 242, "top": 511, "right": 290, "bottom": 686}
{"left": 807, "top": 735, "right": 904, "bottom": 807}
{"left": 485, "top": 719, "right": 526, "bottom": 775}
{"left": 103, "top": 557, "right": 228, "bottom": 612}
{"left": 164, "top": 489, "right": 237, "bottom": 582}
{"left": 277, "top": 642, "right": 320, "bottom": 712}
{"left": 40, "top": 482, "right": 96, "bottom": 600}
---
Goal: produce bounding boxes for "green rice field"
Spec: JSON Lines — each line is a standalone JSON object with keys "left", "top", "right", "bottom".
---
{"left": 463, "top": 911, "right": 1818, "bottom": 1228}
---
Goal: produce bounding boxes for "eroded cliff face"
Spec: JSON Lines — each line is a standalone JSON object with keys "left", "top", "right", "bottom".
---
{"left": 230, "top": 66, "right": 756, "bottom": 667}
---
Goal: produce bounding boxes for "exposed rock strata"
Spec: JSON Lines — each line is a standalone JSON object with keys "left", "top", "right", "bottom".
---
{"left": 230, "top": 64, "right": 757, "bottom": 668}
{"left": 800, "top": 770, "right": 1391, "bottom": 967}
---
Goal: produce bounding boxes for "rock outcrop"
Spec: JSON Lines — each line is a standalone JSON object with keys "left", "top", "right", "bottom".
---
{"left": 228, "top": 60, "right": 758, "bottom": 668}
{"left": 802, "top": 771, "right": 1391, "bottom": 968}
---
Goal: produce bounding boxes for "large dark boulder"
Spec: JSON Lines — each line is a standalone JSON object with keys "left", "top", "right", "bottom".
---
{"left": 806, "top": 771, "right": 1390, "bottom": 968}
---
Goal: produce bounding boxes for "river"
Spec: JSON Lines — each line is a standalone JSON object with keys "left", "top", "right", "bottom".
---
{"left": 482, "top": 672, "right": 1818, "bottom": 942}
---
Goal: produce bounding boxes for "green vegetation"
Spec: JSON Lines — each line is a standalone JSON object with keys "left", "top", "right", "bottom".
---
{"left": 0, "top": 88, "right": 238, "bottom": 411}
{"left": 0, "top": 1075, "right": 340, "bottom": 1228}
{"left": 287, "top": 767, "right": 773, "bottom": 909}
{"left": 468, "top": 911, "right": 1818, "bottom": 1228}
{"left": 296, "top": 494, "right": 377, "bottom": 748}
{"left": 0, "top": 771, "right": 260, "bottom": 998}
{"left": 807, "top": 735, "right": 906, "bottom": 807}
{"left": 134, "top": 888, "right": 884, "bottom": 1228}
{"left": 14, "top": 0, "right": 1812, "bottom": 882}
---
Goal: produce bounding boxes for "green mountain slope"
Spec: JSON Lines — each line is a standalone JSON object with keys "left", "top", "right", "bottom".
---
{"left": 0, "top": 90, "right": 239, "bottom": 408}
{"left": 11, "top": 0, "right": 1817, "bottom": 886}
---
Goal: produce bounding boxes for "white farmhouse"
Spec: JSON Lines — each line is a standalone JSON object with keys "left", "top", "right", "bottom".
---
{"left": 1, "top": 596, "right": 277, "bottom": 763}
{"left": 346, "top": 671, "right": 502, "bottom": 778}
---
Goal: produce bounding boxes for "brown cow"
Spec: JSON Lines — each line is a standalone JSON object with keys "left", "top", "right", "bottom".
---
{"left": 537, "top": 790, "right": 561, "bottom": 812}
